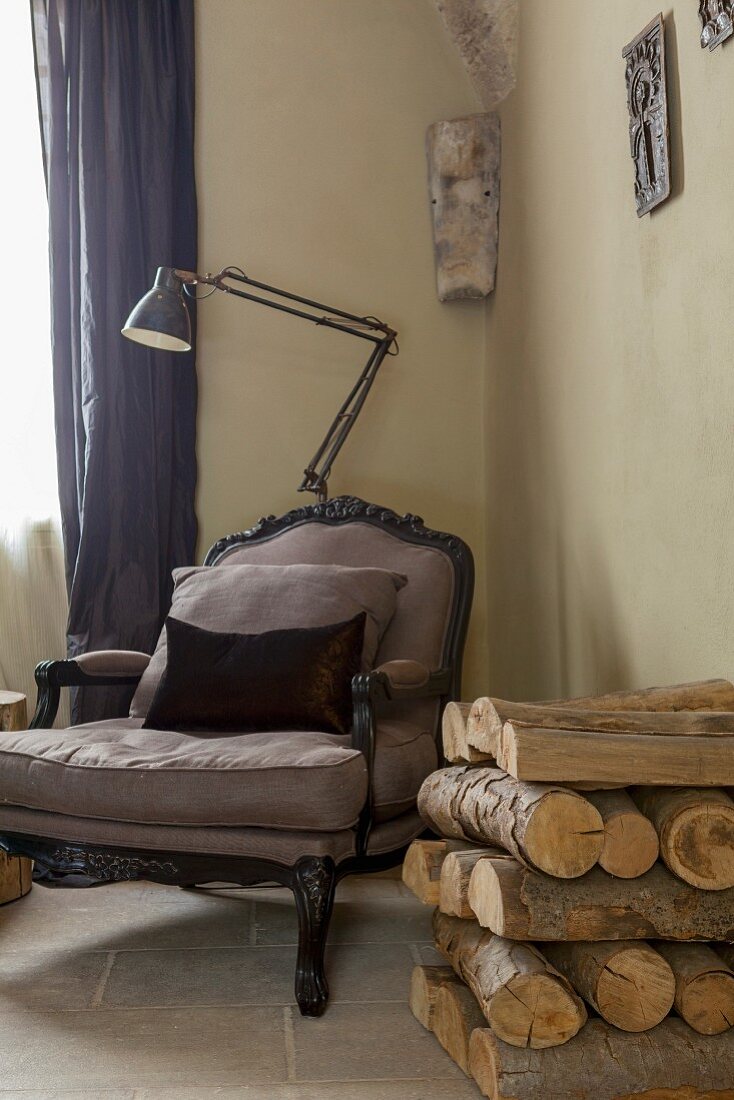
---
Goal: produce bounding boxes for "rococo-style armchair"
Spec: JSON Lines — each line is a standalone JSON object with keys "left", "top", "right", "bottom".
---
{"left": 0, "top": 497, "right": 473, "bottom": 1016}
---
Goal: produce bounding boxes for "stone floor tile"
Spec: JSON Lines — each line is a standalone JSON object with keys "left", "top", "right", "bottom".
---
{"left": 0, "top": 883, "right": 254, "bottom": 953}
{"left": 102, "top": 946, "right": 295, "bottom": 1007}
{"left": 254, "top": 896, "right": 432, "bottom": 946}
{"left": 0, "top": 1092, "right": 134, "bottom": 1099}
{"left": 0, "top": 948, "right": 110, "bottom": 1011}
{"left": 326, "top": 943, "right": 417, "bottom": 1001}
{"left": 0, "top": 1006, "right": 287, "bottom": 1090}
{"left": 291, "top": 1003, "right": 465, "bottom": 1081}
{"left": 131, "top": 1082, "right": 481, "bottom": 1098}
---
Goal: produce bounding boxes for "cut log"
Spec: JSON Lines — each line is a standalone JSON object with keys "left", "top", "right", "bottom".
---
{"left": 402, "top": 839, "right": 447, "bottom": 905}
{"left": 442, "top": 700, "right": 492, "bottom": 764}
{"left": 656, "top": 942, "right": 734, "bottom": 1034}
{"left": 433, "top": 910, "right": 586, "bottom": 1048}
{"left": 631, "top": 787, "right": 734, "bottom": 890}
{"left": 409, "top": 964, "right": 461, "bottom": 1030}
{"left": 497, "top": 723, "right": 734, "bottom": 786}
{"left": 468, "top": 856, "right": 734, "bottom": 941}
{"left": 0, "top": 691, "right": 27, "bottom": 732}
{"left": 439, "top": 848, "right": 499, "bottom": 918}
{"left": 433, "top": 980, "right": 487, "bottom": 1075}
{"left": 542, "top": 940, "right": 674, "bottom": 1032}
{"left": 469, "top": 1018, "right": 734, "bottom": 1100}
{"left": 417, "top": 766, "right": 604, "bottom": 878}
{"left": 585, "top": 789, "right": 659, "bottom": 878}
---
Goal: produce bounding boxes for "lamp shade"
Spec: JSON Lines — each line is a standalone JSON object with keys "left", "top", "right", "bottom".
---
{"left": 121, "top": 267, "right": 192, "bottom": 352}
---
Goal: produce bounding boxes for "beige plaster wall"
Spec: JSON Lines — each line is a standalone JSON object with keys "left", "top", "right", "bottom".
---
{"left": 487, "top": 1, "right": 734, "bottom": 699}
{"left": 194, "top": 1, "right": 488, "bottom": 692}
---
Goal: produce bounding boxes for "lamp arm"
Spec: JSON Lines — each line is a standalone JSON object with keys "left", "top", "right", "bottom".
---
{"left": 174, "top": 266, "right": 398, "bottom": 501}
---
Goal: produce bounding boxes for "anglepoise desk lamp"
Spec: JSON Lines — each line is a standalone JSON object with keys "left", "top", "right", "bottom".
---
{"left": 122, "top": 266, "right": 398, "bottom": 501}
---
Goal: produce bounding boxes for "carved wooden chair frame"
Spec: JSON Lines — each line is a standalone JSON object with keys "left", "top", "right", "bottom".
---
{"left": 0, "top": 497, "right": 474, "bottom": 1016}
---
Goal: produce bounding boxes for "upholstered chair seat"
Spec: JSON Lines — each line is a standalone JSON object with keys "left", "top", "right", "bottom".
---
{"left": 0, "top": 498, "right": 473, "bottom": 1017}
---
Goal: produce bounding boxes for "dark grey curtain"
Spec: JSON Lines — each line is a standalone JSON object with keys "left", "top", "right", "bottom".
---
{"left": 31, "top": 0, "right": 198, "bottom": 723}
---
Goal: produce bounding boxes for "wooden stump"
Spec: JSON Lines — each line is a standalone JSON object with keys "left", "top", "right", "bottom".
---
{"left": 469, "top": 1018, "right": 734, "bottom": 1099}
{"left": 402, "top": 839, "right": 447, "bottom": 905}
{"left": 585, "top": 789, "right": 659, "bottom": 878}
{"left": 0, "top": 692, "right": 32, "bottom": 905}
{"left": 433, "top": 911, "right": 586, "bottom": 1048}
{"left": 418, "top": 766, "right": 604, "bottom": 878}
{"left": 631, "top": 786, "right": 734, "bottom": 890}
{"left": 656, "top": 942, "right": 734, "bottom": 1034}
{"left": 542, "top": 940, "right": 675, "bottom": 1032}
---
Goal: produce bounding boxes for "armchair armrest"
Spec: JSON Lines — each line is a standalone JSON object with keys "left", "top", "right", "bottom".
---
{"left": 350, "top": 662, "right": 453, "bottom": 857}
{"left": 30, "top": 651, "right": 150, "bottom": 729}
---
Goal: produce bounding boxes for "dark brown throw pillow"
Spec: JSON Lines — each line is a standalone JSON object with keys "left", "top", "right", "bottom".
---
{"left": 143, "top": 612, "right": 366, "bottom": 735}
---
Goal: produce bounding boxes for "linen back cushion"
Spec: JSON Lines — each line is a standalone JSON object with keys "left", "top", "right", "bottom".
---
{"left": 130, "top": 562, "right": 405, "bottom": 718}
{"left": 212, "top": 521, "right": 456, "bottom": 735}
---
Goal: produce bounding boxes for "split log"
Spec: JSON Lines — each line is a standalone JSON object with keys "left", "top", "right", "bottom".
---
{"left": 585, "top": 789, "right": 659, "bottom": 878}
{"left": 442, "top": 700, "right": 491, "bottom": 764}
{"left": 409, "top": 964, "right": 461, "bottom": 1031}
{"left": 466, "top": 678, "right": 734, "bottom": 755}
{"left": 497, "top": 723, "right": 734, "bottom": 786}
{"left": 433, "top": 910, "right": 586, "bottom": 1048}
{"left": 402, "top": 839, "right": 447, "bottom": 905}
{"left": 631, "top": 787, "right": 734, "bottom": 890}
{"left": 468, "top": 856, "right": 734, "bottom": 941}
{"left": 468, "top": 1018, "right": 734, "bottom": 1100}
{"left": 542, "top": 940, "right": 674, "bottom": 1032}
{"left": 433, "top": 980, "right": 487, "bottom": 1075}
{"left": 439, "top": 848, "right": 500, "bottom": 918}
{"left": 402, "top": 838, "right": 483, "bottom": 904}
{"left": 656, "top": 942, "right": 734, "bottom": 1034}
{"left": 417, "top": 766, "right": 604, "bottom": 878}
{"left": 0, "top": 691, "right": 27, "bottom": 732}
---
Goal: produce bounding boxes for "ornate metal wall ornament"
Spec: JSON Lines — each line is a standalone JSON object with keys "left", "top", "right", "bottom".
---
{"left": 699, "top": 0, "right": 734, "bottom": 50}
{"left": 622, "top": 15, "right": 671, "bottom": 218}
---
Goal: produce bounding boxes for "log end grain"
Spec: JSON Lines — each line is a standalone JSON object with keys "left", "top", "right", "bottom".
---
{"left": 402, "top": 839, "right": 446, "bottom": 905}
{"left": 409, "top": 964, "right": 458, "bottom": 1031}
{"left": 490, "top": 971, "right": 587, "bottom": 1049}
{"left": 595, "top": 944, "right": 675, "bottom": 1032}
{"left": 588, "top": 790, "right": 660, "bottom": 879}
{"left": 0, "top": 853, "right": 32, "bottom": 906}
{"left": 522, "top": 790, "right": 604, "bottom": 878}
{"left": 677, "top": 969, "right": 734, "bottom": 1034}
{"left": 433, "top": 980, "right": 486, "bottom": 1076}
{"left": 665, "top": 799, "right": 734, "bottom": 891}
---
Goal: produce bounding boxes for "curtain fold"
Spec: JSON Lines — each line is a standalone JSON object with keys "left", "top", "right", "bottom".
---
{"left": 31, "top": 0, "right": 198, "bottom": 723}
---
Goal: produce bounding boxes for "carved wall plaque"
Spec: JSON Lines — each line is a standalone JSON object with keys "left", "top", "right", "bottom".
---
{"left": 699, "top": 0, "right": 734, "bottom": 49}
{"left": 426, "top": 113, "right": 501, "bottom": 301}
{"left": 622, "top": 15, "right": 671, "bottom": 218}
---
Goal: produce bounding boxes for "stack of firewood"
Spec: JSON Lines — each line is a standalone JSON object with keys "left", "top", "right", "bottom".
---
{"left": 405, "top": 679, "right": 734, "bottom": 1099}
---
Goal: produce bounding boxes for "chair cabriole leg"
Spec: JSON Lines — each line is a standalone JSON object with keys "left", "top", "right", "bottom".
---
{"left": 292, "top": 855, "right": 336, "bottom": 1017}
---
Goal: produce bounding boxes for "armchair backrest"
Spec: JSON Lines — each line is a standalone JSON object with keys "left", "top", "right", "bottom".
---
{"left": 206, "top": 497, "right": 474, "bottom": 740}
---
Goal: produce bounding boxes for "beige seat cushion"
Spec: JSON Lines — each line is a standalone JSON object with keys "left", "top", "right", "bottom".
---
{"left": 130, "top": 563, "right": 406, "bottom": 718}
{"left": 0, "top": 719, "right": 436, "bottom": 831}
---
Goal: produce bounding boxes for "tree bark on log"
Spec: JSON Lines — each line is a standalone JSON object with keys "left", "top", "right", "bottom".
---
{"left": 418, "top": 766, "right": 604, "bottom": 878}
{"left": 433, "top": 910, "right": 586, "bottom": 1048}
{"left": 442, "top": 700, "right": 492, "bottom": 764}
{"left": 409, "top": 964, "right": 461, "bottom": 1031}
{"left": 439, "top": 848, "right": 500, "bottom": 918}
{"left": 433, "top": 980, "right": 487, "bottom": 1075}
{"left": 467, "top": 856, "right": 734, "bottom": 941}
{"left": 466, "top": 679, "right": 734, "bottom": 756}
{"left": 542, "top": 940, "right": 674, "bottom": 1032}
{"left": 630, "top": 787, "right": 734, "bottom": 890}
{"left": 585, "top": 789, "right": 659, "bottom": 878}
{"left": 469, "top": 1018, "right": 734, "bottom": 1100}
{"left": 497, "top": 723, "right": 734, "bottom": 787}
{"left": 655, "top": 942, "right": 734, "bottom": 1035}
